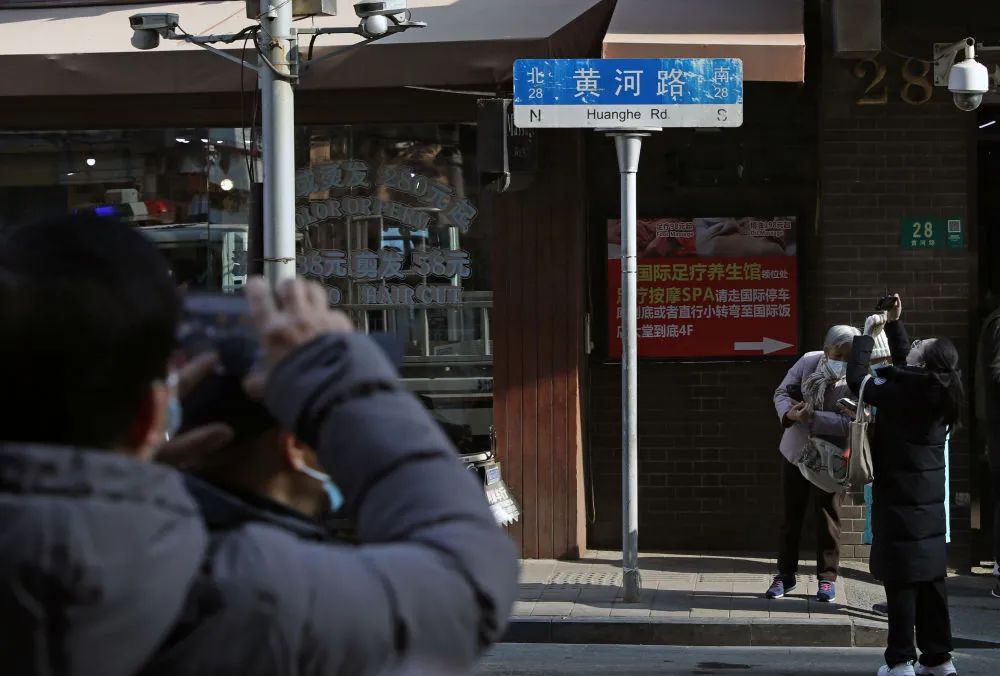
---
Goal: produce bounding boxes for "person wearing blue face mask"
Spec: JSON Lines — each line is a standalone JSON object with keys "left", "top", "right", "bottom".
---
{"left": 166, "top": 331, "right": 406, "bottom": 540}
{"left": 0, "top": 217, "right": 518, "bottom": 676}
{"left": 167, "top": 334, "right": 350, "bottom": 535}
{"left": 768, "top": 324, "right": 861, "bottom": 603}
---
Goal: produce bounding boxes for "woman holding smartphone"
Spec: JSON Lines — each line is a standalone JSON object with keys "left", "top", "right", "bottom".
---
{"left": 848, "top": 296, "right": 962, "bottom": 676}
{"left": 768, "top": 324, "right": 860, "bottom": 603}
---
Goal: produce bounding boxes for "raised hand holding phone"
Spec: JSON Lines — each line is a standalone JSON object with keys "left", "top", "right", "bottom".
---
{"left": 886, "top": 294, "right": 902, "bottom": 322}
{"left": 246, "top": 277, "right": 353, "bottom": 368}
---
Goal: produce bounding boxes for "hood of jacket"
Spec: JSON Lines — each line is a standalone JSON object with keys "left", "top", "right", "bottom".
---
{"left": 0, "top": 443, "right": 207, "bottom": 676}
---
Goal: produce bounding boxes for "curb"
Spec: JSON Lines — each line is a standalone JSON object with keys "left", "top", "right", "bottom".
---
{"left": 503, "top": 617, "right": 888, "bottom": 648}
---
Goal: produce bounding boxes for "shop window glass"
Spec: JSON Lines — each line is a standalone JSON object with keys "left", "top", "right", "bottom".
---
{"left": 0, "top": 128, "right": 258, "bottom": 292}
{"left": 0, "top": 124, "right": 493, "bottom": 455}
{"left": 295, "top": 124, "right": 493, "bottom": 455}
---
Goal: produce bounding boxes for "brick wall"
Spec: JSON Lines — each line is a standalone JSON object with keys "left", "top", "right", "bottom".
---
{"left": 585, "top": 3, "right": 982, "bottom": 562}
{"left": 815, "top": 41, "right": 976, "bottom": 564}
{"left": 588, "top": 360, "right": 798, "bottom": 551}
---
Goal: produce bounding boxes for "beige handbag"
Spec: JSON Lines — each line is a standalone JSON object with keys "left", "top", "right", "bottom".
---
{"left": 846, "top": 375, "right": 875, "bottom": 487}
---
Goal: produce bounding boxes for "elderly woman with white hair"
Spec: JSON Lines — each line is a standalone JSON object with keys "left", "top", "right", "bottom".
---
{"left": 766, "top": 324, "right": 861, "bottom": 603}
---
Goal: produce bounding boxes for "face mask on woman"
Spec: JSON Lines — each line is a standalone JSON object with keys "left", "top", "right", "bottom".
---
{"left": 907, "top": 339, "right": 934, "bottom": 368}
{"left": 825, "top": 359, "right": 847, "bottom": 381}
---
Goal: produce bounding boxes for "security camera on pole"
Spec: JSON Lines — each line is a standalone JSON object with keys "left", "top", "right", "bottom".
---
{"left": 514, "top": 57, "right": 744, "bottom": 602}
{"left": 933, "top": 37, "right": 1000, "bottom": 112}
{"left": 128, "top": 1, "right": 425, "bottom": 284}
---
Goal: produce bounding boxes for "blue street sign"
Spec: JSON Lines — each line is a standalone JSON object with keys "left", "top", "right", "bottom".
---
{"left": 513, "top": 58, "right": 744, "bottom": 129}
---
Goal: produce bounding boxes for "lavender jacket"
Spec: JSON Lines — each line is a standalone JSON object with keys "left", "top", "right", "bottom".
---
{"left": 774, "top": 351, "right": 853, "bottom": 464}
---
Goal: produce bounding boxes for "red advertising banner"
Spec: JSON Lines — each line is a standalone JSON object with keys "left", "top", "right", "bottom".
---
{"left": 607, "top": 217, "right": 798, "bottom": 358}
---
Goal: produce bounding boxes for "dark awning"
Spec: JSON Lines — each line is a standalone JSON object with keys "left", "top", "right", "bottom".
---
{"left": 0, "top": 0, "right": 614, "bottom": 97}
{"left": 602, "top": 0, "right": 805, "bottom": 83}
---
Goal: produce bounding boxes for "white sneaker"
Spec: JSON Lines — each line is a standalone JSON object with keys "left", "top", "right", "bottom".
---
{"left": 915, "top": 660, "right": 957, "bottom": 676}
{"left": 879, "top": 664, "right": 915, "bottom": 676}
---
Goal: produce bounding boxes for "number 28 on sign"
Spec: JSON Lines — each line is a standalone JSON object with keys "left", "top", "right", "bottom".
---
{"left": 900, "top": 218, "right": 964, "bottom": 249}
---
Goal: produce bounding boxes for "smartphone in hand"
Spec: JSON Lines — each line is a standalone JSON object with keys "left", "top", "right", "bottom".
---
{"left": 177, "top": 292, "right": 255, "bottom": 356}
{"left": 876, "top": 295, "right": 899, "bottom": 312}
{"left": 177, "top": 290, "right": 406, "bottom": 367}
{"left": 837, "top": 397, "right": 858, "bottom": 414}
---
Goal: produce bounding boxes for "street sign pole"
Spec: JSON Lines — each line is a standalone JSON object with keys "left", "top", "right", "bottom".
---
{"left": 607, "top": 129, "right": 657, "bottom": 602}
{"left": 512, "top": 56, "right": 743, "bottom": 605}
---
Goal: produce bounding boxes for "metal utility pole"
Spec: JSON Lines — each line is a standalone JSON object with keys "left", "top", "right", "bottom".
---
{"left": 259, "top": 1, "right": 297, "bottom": 284}
{"left": 127, "top": 3, "right": 424, "bottom": 286}
{"left": 607, "top": 129, "right": 657, "bottom": 603}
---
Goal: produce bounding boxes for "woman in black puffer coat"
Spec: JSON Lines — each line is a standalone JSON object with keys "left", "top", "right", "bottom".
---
{"left": 847, "top": 296, "right": 964, "bottom": 676}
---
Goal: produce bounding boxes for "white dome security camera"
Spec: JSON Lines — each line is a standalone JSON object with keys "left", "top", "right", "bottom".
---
{"left": 355, "top": 1, "right": 408, "bottom": 36}
{"left": 948, "top": 38, "right": 990, "bottom": 111}
{"left": 361, "top": 14, "right": 390, "bottom": 37}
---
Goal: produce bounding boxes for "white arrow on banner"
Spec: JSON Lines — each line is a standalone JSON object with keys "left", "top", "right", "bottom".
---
{"left": 734, "top": 338, "right": 793, "bottom": 355}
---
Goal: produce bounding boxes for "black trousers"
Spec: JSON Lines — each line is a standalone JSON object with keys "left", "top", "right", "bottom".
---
{"left": 884, "top": 578, "right": 953, "bottom": 667}
{"left": 777, "top": 459, "right": 842, "bottom": 581}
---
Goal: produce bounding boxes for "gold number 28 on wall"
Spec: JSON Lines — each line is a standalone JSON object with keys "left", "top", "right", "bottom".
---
{"left": 853, "top": 59, "right": 887, "bottom": 105}
{"left": 855, "top": 57, "right": 933, "bottom": 106}
{"left": 901, "top": 58, "right": 933, "bottom": 105}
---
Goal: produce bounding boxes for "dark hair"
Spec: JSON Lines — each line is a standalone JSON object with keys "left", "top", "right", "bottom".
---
{"left": 922, "top": 337, "right": 965, "bottom": 429}
{"left": 0, "top": 215, "right": 179, "bottom": 448}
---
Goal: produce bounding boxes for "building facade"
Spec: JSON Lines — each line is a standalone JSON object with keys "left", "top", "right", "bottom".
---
{"left": 1, "top": 0, "right": 994, "bottom": 565}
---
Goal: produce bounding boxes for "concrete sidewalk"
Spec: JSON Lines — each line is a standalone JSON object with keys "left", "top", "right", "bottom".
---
{"left": 504, "top": 552, "right": 1000, "bottom": 648}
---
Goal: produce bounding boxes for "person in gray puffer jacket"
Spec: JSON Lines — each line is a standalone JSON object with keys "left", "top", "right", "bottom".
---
{"left": 0, "top": 215, "right": 518, "bottom": 676}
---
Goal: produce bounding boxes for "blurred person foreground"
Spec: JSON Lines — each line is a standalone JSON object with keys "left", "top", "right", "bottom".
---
{"left": 0, "top": 215, "right": 518, "bottom": 676}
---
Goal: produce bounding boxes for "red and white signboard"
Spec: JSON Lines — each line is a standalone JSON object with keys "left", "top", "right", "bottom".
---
{"left": 607, "top": 217, "right": 798, "bottom": 358}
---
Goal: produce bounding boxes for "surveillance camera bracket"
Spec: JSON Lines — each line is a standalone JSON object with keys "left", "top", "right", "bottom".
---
{"left": 294, "top": 18, "right": 426, "bottom": 70}
{"left": 932, "top": 37, "right": 1000, "bottom": 87}
{"left": 164, "top": 30, "right": 265, "bottom": 72}
{"left": 158, "top": 16, "right": 424, "bottom": 82}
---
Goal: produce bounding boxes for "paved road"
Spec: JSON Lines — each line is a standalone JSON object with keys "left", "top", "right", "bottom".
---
{"left": 478, "top": 645, "right": 1000, "bottom": 675}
